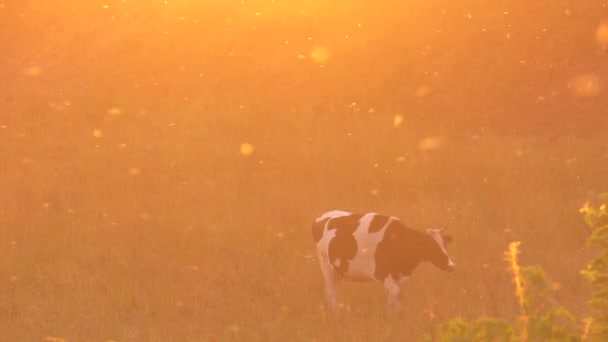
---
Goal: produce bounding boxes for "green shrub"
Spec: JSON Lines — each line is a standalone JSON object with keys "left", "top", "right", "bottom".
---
{"left": 580, "top": 196, "right": 608, "bottom": 340}
{"left": 439, "top": 317, "right": 516, "bottom": 342}
{"left": 436, "top": 195, "right": 608, "bottom": 341}
{"left": 436, "top": 237, "right": 582, "bottom": 341}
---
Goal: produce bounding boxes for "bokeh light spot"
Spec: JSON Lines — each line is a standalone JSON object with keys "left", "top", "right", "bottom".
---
{"left": 596, "top": 22, "right": 608, "bottom": 47}
{"left": 393, "top": 114, "right": 404, "bottom": 127}
{"left": 568, "top": 74, "right": 600, "bottom": 97}
{"left": 92, "top": 129, "right": 104, "bottom": 138}
{"left": 128, "top": 167, "right": 141, "bottom": 176}
{"left": 419, "top": 136, "right": 443, "bottom": 151}
{"left": 108, "top": 107, "right": 122, "bottom": 115}
{"left": 415, "top": 85, "right": 431, "bottom": 97}
{"left": 311, "top": 46, "right": 330, "bottom": 63}
{"left": 240, "top": 143, "right": 254, "bottom": 156}
{"left": 43, "top": 338, "right": 66, "bottom": 342}
{"left": 25, "top": 66, "right": 43, "bottom": 77}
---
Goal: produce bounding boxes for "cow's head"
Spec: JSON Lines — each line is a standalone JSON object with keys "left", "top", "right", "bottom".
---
{"left": 425, "top": 228, "right": 455, "bottom": 273}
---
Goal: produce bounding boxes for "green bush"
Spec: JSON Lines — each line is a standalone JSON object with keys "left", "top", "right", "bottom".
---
{"left": 439, "top": 317, "right": 515, "bottom": 342}
{"left": 435, "top": 195, "right": 608, "bottom": 341}
{"left": 580, "top": 196, "right": 608, "bottom": 340}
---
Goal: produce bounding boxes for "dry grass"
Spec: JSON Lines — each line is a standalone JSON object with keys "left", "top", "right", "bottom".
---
{"left": 1, "top": 133, "right": 607, "bottom": 341}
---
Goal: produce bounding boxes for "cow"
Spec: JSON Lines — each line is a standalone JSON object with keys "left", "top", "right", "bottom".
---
{"left": 312, "top": 210, "right": 455, "bottom": 312}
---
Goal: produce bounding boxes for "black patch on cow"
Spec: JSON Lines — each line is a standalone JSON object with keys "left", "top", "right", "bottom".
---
{"left": 312, "top": 217, "right": 330, "bottom": 243}
{"left": 373, "top": 220, "right": 436, "bottom": 281}
{"left": 368, "top": 214, "right": 390, "bottom": 233}
{"left": 327, "top": 214, "right": 363, "bottom": 275}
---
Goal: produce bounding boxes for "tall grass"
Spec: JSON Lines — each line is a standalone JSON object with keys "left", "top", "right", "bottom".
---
{"left": 1, "top": 133, "right": 607, "bottom": 341}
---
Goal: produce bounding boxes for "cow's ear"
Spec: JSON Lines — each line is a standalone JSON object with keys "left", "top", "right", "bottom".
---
{"left": 444, "top": 235, "right": 453, "bottom": 244}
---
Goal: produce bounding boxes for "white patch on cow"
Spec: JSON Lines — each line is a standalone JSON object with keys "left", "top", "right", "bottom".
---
{"left": 316, "top": 226, "right": 337, "bottom": 255}
{"left": 315, "top": 209, "right": 351, "bottom": 223}
{"left": 427, "top": 228, "right": 455, "bottom": 268}
{"left": 340, "top": 213, "right": 393, "bottom": 280}
{"left": 315, "top": 222, "right": 340, "bottom": 312}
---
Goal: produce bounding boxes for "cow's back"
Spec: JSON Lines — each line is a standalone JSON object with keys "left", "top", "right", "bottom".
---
{"left": 312, "top": 210, "right": 352, "bottom": 244}
{"left": 343, "top": 213, "right": 395, "bottom": 280}
{"left": 313, "top": 211, "right": 398, "bottom": 281}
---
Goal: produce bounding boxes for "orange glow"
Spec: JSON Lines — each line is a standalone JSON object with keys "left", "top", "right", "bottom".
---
{"left": 3, "top": 1, "right": 608, "bottom": 341}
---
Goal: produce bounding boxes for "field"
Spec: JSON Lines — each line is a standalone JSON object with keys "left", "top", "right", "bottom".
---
{"left": 2, "top": 1, "right": 608, "bottom": 341}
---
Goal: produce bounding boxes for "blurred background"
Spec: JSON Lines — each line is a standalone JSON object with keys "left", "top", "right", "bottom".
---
{"left": 1, "top": 1, "right": 608, "bottom": 341}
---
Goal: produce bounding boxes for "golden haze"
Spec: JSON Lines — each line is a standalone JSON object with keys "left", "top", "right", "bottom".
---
{"left": 1, "top": 1, "right": 608, "bottom": 340}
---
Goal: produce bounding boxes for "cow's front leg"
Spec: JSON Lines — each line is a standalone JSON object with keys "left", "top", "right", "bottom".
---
{"left": 383, "top": 275, "right": 402, "bottom": 312}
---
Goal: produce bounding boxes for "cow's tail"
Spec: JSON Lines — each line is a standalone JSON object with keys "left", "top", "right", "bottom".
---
{"left": 312, "top": 217, "right": 329, "bottom": 243}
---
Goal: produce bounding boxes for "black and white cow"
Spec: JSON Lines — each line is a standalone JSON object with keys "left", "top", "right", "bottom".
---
{"left": 312, "top": 210, "right": 455, "bottom": 312}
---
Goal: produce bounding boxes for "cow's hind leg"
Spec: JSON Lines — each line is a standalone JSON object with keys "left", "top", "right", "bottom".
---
{"left": 383, "top": 275, "right": 402, "bottom": 312}
{"left": 318, "top": 255, "right": 339, "bottom": 313}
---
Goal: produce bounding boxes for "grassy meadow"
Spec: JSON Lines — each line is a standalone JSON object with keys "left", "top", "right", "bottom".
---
{"left": 2, "top": 1, "right": 608, "bottom": 341}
